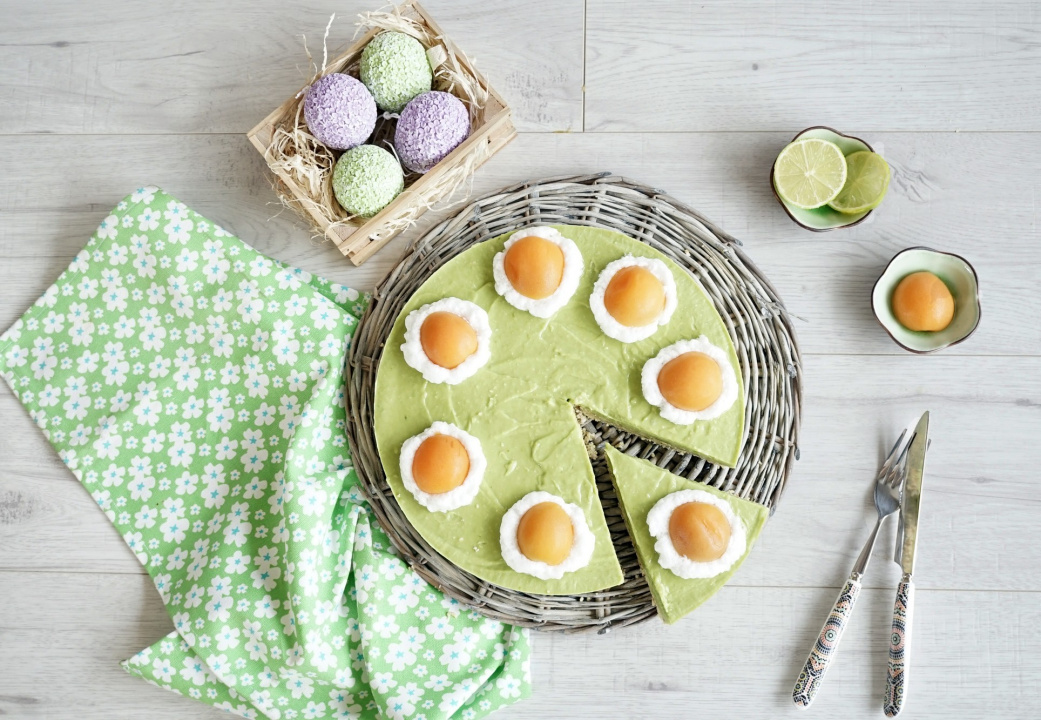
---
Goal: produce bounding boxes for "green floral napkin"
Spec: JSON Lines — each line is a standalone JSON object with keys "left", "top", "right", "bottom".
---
{"left": 0, "top": 187, "right": 530, "bottom": 720}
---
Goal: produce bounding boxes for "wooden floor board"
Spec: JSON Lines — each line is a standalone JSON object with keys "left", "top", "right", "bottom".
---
{"left": 3, "top": 354, "right": 1038, "bottom": 594}
{"left": 2, "top": 1, "right": 1040, "bottom": 718}
{"left": 586, "top": 0, "right": 1041, "bottom": 132}
{"left": 0, "top": 0, "right": 584, "bottom": 135}
{"left": 1, "top": 571, "right": 1038, "bottom": 719}
{"left": 1, "top": 132, "right": 1038, "bottom": 356}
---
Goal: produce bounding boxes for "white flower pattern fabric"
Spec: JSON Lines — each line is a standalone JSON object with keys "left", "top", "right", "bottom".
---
{"left": 0, "top": 187, "right": 530, "bottom": 720}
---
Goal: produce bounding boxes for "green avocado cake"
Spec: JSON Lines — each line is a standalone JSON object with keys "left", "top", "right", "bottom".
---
{"left": 604, "top": 446, "right": 768, "bottom": 623}
{"left": 372, "top": 225, "right": 746, "bottom": 596}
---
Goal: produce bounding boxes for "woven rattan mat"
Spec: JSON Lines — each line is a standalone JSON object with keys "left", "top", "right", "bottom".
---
{"left": 346, "top": 173, "right": 802, "bottom": 633}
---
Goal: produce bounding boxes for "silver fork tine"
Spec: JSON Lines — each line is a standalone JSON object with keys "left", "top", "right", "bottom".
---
{"left": 877, "top": 430, "right": 907, "bottom": 479}
{"left": 886, "top": 433, "right": 914, "bottom": 487}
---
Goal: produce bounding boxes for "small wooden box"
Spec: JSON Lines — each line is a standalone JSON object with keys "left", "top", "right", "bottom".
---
{"left": 248, "top": 2, "right": 516, "bottom": 266}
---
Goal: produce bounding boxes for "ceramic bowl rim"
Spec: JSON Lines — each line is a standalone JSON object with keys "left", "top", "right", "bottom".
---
{"left": 871, "top": 245, "right": 982, "bottom": 354}
{"left": 769, "top": 125, "right": 875, "bottom": 232}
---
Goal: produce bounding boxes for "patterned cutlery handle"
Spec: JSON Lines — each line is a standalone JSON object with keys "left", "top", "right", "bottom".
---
{"left": 792, "top": 574, "right": 863, "bottom": 708}
{"left": 884, "top": 576, "right": 915, "bottom": 717}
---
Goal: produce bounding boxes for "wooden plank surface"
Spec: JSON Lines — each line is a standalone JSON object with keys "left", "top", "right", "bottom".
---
{"left": 1, "top": 132, "right": 1038, "bottom": 356}
{"left": 2, "top": 571, "right": 1038, "bottom": 719}
{"left": 0, "top": 0, "right": 583, "bottom": 134}
{"left": 586, "top": 0, "right": 1041, "bottom": 132}
{"left": 4, "top": 353, "right": 1039, "bottom": 593}
{"left": 2, "top": 0, "right": 1040, "bottom": 718}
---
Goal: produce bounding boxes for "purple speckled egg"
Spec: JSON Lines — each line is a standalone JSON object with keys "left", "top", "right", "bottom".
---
{"left": 303, "top": 73, "right": 377, "bottom": 151}
{"left": 394, "top": 91, "right": 471, "bottom": 174}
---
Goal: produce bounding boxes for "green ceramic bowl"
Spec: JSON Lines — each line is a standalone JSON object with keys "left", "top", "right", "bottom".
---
{"left": 770, "top": 126, "right": 875, "bottom": 231}
{"left": 872, "top": 247, "right": 981, "bottom": 354}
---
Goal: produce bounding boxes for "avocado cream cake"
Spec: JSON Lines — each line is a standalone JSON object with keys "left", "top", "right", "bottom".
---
{"left": 373, "top": 225, "right": 759, "bottom": 610}
{"left": 604, "top": 446, "right": 768, "bottom": 623}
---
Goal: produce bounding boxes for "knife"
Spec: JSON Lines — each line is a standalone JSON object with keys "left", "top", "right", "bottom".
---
{"left": 883, "top": 411, "right": 930, "bottom": 717}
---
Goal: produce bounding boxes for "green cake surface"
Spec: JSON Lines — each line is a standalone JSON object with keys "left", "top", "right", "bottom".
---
{"left": 604, "top": 445, "right": 768, "bottom": 623}
{"left": 373, "top": 225, "right": 745, "bottom": 594}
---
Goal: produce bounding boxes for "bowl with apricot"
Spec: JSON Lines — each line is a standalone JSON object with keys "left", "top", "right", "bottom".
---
{"left": 871, "top": 247, "right": 981, "bottom": 353}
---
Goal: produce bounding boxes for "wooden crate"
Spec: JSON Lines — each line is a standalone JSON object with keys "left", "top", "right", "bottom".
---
{"left": 248, "top": 2, "right": 516, "bottom": 266}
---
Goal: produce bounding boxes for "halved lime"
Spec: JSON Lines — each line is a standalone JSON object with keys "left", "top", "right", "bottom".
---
{"left": 773, "top": 138, "right": 848, "bottom": 210}
{"left": 828, "top": 151, "right": 891, "bottom": 214}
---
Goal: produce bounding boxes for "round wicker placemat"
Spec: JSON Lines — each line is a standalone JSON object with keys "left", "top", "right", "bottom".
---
{"left": 345, "top": 173, "right": 802, "bottom": 633}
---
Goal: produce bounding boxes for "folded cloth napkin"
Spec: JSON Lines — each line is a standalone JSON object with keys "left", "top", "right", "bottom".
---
{"left": 0, "top": 187, "right": 530, "bottom": 720}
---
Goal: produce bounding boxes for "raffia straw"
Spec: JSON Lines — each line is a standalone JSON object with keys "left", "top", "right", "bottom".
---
{"left": 262, "top": 6, "right": 490, "bottom": 243}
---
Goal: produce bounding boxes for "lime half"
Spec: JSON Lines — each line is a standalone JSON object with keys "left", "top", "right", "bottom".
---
{"left": 828, "top": 151, "right": 891, "bottom": 214}
{"left": 773, "top": 138, "right": 848, "bottom": 210}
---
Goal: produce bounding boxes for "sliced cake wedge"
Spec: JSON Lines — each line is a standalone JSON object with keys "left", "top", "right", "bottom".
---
{"left": 604, "top": 445, "right": 769, "bottom": 624}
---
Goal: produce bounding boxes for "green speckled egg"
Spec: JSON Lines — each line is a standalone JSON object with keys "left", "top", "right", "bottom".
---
{"left": 359, "top": 31, "right": 433, "bottom": 113}
{"left": 332, "top": 145, "right": 404, "bottom": 218}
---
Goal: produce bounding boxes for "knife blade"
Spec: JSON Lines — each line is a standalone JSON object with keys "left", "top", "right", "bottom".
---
{"left": 884, "top": 411, "right": 929, "bottom": 717}
{"left": 895, "top": 411, "right": 929, "bottom": 572}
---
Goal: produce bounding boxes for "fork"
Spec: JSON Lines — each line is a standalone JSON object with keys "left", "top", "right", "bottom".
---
{"left": 792, "top": 429, "right": 913, "bottom": 708}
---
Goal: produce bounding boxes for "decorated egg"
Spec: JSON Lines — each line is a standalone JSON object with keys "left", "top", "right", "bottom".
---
{"left": 359, "top": 31, "right": 433, "bottom": 112}
{"left": 401, "top": 298, "right": 491, "bottom": 384}
{"left": 394, "top": 91, "right": 471, "bottom": 174}
{"left": 641, "top": 336, "right": 739, "bottom": 424}
{"left": 492, "top": 227, "right": 584, "bottom": 318}
{"left": 590, "top": 255, "right": 677, "bottom": 342}
{"left": 499, "top": 491, "right": 595, "bottom": 579}
{"left": 647, "top": 489, "right": 747, "bottom": 579}
{"left": 332, "top": 145, "right": 404, "bottom": 218}
{"left": 399, "top": 421, "right": 486, "bottom": 512}
{"left": 303, "top": 73, "right": 377, "bottom": 151}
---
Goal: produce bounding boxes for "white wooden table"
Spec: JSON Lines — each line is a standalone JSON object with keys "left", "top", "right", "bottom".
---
{"left": 2, "top": 1, "right": 1039, "bottom": 717}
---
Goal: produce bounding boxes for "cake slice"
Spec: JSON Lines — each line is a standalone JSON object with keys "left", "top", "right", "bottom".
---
{"left": 604, "top": 445, "right": 769, "bottom": 624}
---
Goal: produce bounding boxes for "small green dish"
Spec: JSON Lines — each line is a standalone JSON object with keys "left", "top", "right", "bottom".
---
{"left": 871, "top": 247, "right": 981, "bottom": 354}
{"left": 770, "top": 126, "right": 875, "bottom": 231}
